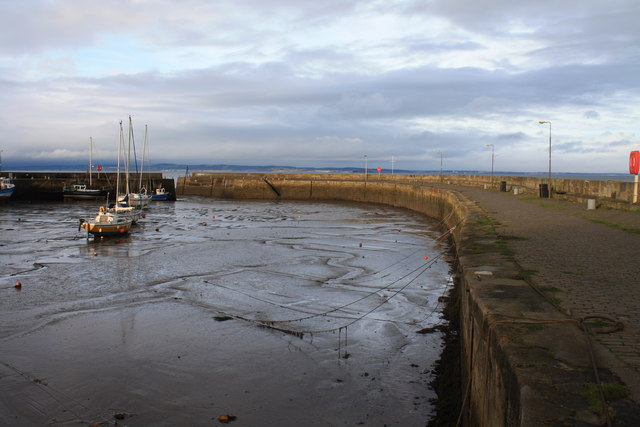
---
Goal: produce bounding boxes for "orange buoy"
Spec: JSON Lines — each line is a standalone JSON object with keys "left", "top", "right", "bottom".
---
{"left": 15, "top": 282, "right": 22, "bottom": 288}
{"left": 423, "top": 256, "right": 429, "bottom": 260}
{"left": 93, "top": 252, "right": 98, "bottom": 256}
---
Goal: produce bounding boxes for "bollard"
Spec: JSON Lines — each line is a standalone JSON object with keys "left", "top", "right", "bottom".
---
{"left": 539, "top": 183, "right": 549, "bottom": 198}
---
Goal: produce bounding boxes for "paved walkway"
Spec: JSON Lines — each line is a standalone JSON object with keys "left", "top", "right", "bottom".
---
{"left": 446, "top": 185, "right": 640, "bottom": 401}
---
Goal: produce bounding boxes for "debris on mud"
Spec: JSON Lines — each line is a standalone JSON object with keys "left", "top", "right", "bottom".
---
{"left": 416, "top": 324, "right": 448, "bottom": 334}
{"left": 217, "top": 413, "right": 237, "bottom": 423}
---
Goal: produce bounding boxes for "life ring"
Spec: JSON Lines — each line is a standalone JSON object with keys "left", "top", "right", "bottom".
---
{"left": 99, "top": 206, "right": 105, "bottom": 212}
{"left": 630, "top": 151, "right": 640, "bottom": 175}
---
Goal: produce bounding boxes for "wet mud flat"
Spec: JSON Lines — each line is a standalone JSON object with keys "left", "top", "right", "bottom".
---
{"left": 0, "top": 197, "right": 452, "bottom": 426}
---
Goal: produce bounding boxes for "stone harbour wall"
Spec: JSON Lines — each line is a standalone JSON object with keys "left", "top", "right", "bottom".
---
{"left": 179, "top": 173, "right": 604, "bottom": 426}
{"left": 178, "top": 172, "right": 639, "bottom": 211}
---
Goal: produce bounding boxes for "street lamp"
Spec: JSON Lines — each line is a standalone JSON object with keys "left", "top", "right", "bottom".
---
{"left": 538, "top": 120, "right": 552, "bottom": 198}
{"left": 485, "top": 144, "right": 494, "bottom": 186}
{"left": 437, "top": 151, "right": 443, "bottom": 182}
{"left": 364, "top": 154, "right": 368, "bottom": 181}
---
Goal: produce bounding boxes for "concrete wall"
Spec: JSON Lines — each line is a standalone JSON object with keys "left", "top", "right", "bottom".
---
{"left": 6, "top": 172, "right": 175, "bottom": 201}
{"left": 178, "top": 172, "right": 640, "bottom": 211}
{"left": 179, "top": 173, "right": 601, "bottom": 426}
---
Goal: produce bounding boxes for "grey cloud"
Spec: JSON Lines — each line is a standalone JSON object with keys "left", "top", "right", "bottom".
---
{"left": 1, "top": 0, "right": 637, "bottom": 173}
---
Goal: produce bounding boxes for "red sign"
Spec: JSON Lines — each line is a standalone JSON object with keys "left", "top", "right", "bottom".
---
{"left": 377, "top": 167, "right": 382, "bottom": 173}
{"left": 96, "top": 165, "right": 103, "bottom": 172}
{"left": 630, "top": 151, "right": 640, "bottom": 175}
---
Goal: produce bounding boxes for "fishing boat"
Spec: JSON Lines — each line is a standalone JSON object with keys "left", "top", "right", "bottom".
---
{"left": 0, "top": 151, "right": 15, "bottom": 198}
{"left": 0, "top": 176, "right": 15, "bottom": 198}
{"left": 63, "top": 183, "right": 103, "bottom": 199}
{"left": 63, "top": 137, "right": 105, "bottom": 199}
{"left": 82, "top": 208, "right": 132, "bottom": 236}
{"left": 151, "top": 187, "right": 170, "bottom": 201}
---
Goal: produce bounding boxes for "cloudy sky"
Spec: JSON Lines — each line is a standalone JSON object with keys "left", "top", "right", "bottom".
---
{"left": 1, "top": 0, "right": 639, "bottom": 173}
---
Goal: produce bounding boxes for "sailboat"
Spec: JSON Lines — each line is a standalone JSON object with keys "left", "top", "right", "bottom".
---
{"left": 118, "top": 117, "right": 150, "bottom": 208}
{"left": 63, "top": 137, "right": 105, "bottom": 199}
{"left": 82, "top": 207, "right": 133, "bottom": 236}
{"left": 82, "top": 122, "right": 133, "bottom": 237}
{"left": 129, "top": 124, "right": 151, "bottom": 207}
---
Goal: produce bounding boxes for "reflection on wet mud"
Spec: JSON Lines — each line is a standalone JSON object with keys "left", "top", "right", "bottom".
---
{"left": 0, "top": 197, "right": 452, "bottom": 426}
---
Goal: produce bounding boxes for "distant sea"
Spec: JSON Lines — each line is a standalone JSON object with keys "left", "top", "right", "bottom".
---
{"left": 168, "top": 169, "right": 639, "bottom": 183}
{"left": 2, "top": 165, "right": 637, "bottom": 183}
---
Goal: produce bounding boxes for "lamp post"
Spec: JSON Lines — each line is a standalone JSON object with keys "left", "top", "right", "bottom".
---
{"left": 538, "top": 120, "right": 552, "bottom": 198}
{"left": 437, "top": 151, "right": 443, "bottom": 182}
{"left": 364, "top": 154, "right": 368, "bottom": 181}
{"left": 485, "top": 144, "right": 494, "bottom": 186}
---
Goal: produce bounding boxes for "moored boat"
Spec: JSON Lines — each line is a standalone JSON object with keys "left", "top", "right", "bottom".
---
{"left": 63, "top": 184, "right": 105, "bottom": 199}
{"left": 151, "top": 187, "right": 170, "bottom": 201}
{"left": 0, "top": 176, "right": 15, "bottom": 198}
{"left": 107, "top": 204, "right": 143, "bottom": 223}
{"left": 63, "top": 137, "right": 105, "bottom": 199}
{"left": 125, "top": 190, "right": 151, "bottom": 207}
{"left": 82, "top": 209, "right": 132, "bottom": 236}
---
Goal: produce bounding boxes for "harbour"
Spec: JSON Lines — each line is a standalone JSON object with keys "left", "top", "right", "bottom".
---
{"left": 0, "top": 197, "right": 451, "bottom": 426}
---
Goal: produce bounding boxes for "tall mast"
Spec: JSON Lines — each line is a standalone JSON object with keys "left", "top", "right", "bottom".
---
{"left": 117, "top": 122, "right": 123, "bottom": 200}
{"left": 126, "top": 116, "right": 133, "bottom": 197}
{"left": 139, "top": 124, "right": 147, "bottom": 192}
{"left": 89, "top": 137, "right": 93, "bottom": 187}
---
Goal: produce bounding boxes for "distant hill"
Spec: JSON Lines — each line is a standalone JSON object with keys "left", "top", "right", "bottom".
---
{"left": 151, "top": 163, "right": 430, "bottom": 174}
{"left": 4, "top": 161, "right": 432, "bottom": 175}
{"left": 3, "top": 161, "right": 632, "bottom": 181}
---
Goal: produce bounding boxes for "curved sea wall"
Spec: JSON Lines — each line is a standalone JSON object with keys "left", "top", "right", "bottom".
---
{"left": 178, "top": 171, "right": 639, "bottom": 211}
{"left": 179, "top": 173, "right": 603, "bottom": 426}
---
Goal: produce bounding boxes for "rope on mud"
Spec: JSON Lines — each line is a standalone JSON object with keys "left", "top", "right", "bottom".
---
{"left": 203, "top": 252, "right": 446, "bottom": 361}
{"left": 208, "top": 214, "right": 462, "bottom": 331}
{"left": 0, "top": 360, "right": 114, "bottom": 425}
{"left": 416, "top": 272, "right": 453, "bottom": 325}
{"left": 200, "top": 216, "right": 462, "bottom": 358}
{"left": 202, "top": 251, "right": 446, "bottom": 330}
{"left": 260, "top": 253, "right": 444, "bottom": 332}
{"left": 353, "top": 209, "right": 456, "bottom": 281}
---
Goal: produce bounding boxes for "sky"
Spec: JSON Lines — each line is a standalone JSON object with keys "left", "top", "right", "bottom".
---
{"left": 1, "top": 0, "right": 639, "bottom": 173}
